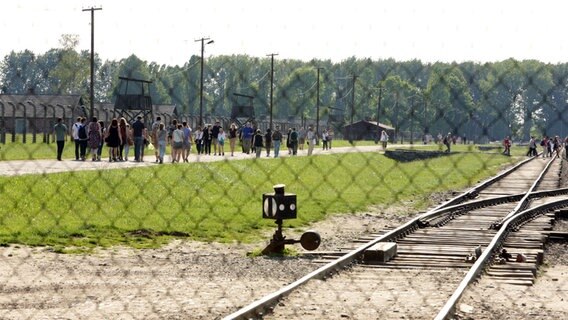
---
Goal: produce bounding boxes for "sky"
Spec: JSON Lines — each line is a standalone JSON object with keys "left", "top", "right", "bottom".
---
{"left": 2, "top": 0, "right": 568, "bottom": 66}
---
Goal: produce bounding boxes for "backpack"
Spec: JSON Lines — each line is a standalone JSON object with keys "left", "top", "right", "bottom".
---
{"left": 290, "top": 131, "right": 298, "bottom": 142}
{"left": 78, "top": 125, "right": 87, "bottom": 140}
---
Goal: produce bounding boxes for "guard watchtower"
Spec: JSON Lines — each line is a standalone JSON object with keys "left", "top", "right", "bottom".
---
{"left": 231, "top": 93, "right": 255, "bottom": 127}
{"left": 114, "top": 77, "right": 153, "bottom": 124}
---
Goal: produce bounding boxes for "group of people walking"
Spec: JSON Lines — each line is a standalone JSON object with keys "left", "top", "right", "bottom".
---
{"left": 526, "top": 135, "right": 565, "bottom": 158}
{"left": 63, "top": 116, "right": 135, "bottom": 162}
{"left": 55, "top": 117, "right": 336, "bottom": 163}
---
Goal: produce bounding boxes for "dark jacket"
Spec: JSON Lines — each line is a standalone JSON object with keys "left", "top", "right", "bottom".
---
{"left": 253, "top": 133, "right": 264, "bottom": 147}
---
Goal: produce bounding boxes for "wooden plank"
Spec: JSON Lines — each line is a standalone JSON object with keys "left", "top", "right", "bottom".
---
{"left": 490, "top": 278, "right": 534, "bottom": 286}
{"left": 486, "top": 271, "right": 534, "bottom": 278}
{"left": 542, "top": 231, "right": 568, "bottom": 239}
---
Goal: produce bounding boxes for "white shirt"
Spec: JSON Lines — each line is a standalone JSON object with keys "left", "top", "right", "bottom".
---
{"left": 72, "top": 122, "right": 82, "bottom": 140}
{"left": 173, "top": 129, "right": 184, "bottom": 143}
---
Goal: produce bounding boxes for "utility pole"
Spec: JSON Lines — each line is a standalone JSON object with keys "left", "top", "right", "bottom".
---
{"left": 196, "top": 37, "right": 214, "bottom": 126}
{"left": 82, "top": 6, "right": 102, "bottom": 120}
{"left": 316, "top": 67, "right": 324, "bottom": 136}
{"left": 349, "top": 75, "right": 357, "bottom": 143}
{"left": 377, "top": 86, "right": 382, "bottom": 143}
{"left": 410, "top": 96, "right": 415, "bottom": 145}
{"left": 267, "top": 53, "right": 278, "bottom": 130}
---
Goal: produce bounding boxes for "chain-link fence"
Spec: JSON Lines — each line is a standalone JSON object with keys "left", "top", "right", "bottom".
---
{"left": 1, "top": 52, "right": 567, "bottom": 319}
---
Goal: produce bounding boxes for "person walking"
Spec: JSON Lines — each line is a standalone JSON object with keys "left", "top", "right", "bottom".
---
{"left": 87, "top": 117, "right": 102, "bottom": 162}
{"left": 123, "top": 124, "right": 133, "bottom": 161}
{"left": 132, "top": 116, "right": 146, "bottom": 162}
{"left": 327, "top": 128, "right": 334, "bottom": 149}
{"left": 211, "top": 121, "right": 221, "bottom": 155}
{"left": 290, "top": 128, "right": 299, "bottom": 155}
{"left": 77, "top": 117, "right": 88, "bottom": 161}
{"left": 105, "top": 118, "right": 121, "bottom": 162}
{"left": 253, "top": 129, "right": 264, "bottom": 158}
{"left": 527, "top": 136, "right": 537, "bottom": 157}
{"left": 547, "top": 136, "right": 555, "bottom": 157}
{"left": 540, "top": 136, "right": 548, "bottom": 158}
{"left": 182, "top": 121, "right": 192, "bottom": 162}
{"left": 172, "top": 124, "right": 184, "bottom": 162}
{"left": 321, "top": 129, "right": 329, "bottom": 150}
{"left": 202, "top": 124, "right": 212, "bottom": 155}
{"left": 97, "top": 120, "right": 105, "bottom": 161}
{"left": 241, "top": 122, "right": 254, "bottom": 154}
{"left": 265, "top": 128, "right": 272, "bottom": 157}
{"left": 554, "top": 136, "right": 562, "bottom": 156}
{"left": 272, "top": 125, "right": 283, "bottom": 158}
{"left": 156, "top": 123, "right": 167, "bottom": 164}
{"left": 53, "top": 117, "right": 67, "bottom": 161}
{"left": 118, "top": 118, "right": 128, "bottom": 161}
{"left": 71, "top": 117, "right": 82, "bottom": 160}
{"left": 503, "top": 136, "right": 512, "bottom": 156}
{"left": 194, "top": 126, "right": 203, "bottom": 155}
{"left": 298, "top": 128, "right": 306, "bottom": 151}
{"left": 443, "top": 133, "right": 452, "bottom": 153}
{"left": 218, "top": 127, "right": 226, "bottom": 156}
{"left": 229, "top": 123, "right": 238, "bottom": 156}
{"left": 380, "top": 130, "right": 389, "bottom": 150}
{"left": 306, "top": 126, "right": 316, "bottom": 156}
{"left": 151, "top": 117, "right": 162, "bottom": 162}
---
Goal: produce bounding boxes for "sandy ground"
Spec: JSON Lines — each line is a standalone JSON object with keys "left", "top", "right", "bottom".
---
{"left": 457, "top": 237, "right": 568, "bottom": 320}
{"left": 0, "top": 207, "right": 415, "bottom": 320}
{"left": 0, "top": 151, "right": 565, "bottom": 319}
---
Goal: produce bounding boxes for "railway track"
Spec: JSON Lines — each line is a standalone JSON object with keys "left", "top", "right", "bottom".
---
{"left": 224, "top": 155, "right": 567, "bottom": 320}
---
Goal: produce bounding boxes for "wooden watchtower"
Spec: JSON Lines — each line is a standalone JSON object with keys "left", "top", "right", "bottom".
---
{"left": 231, "top": 93, "right": 255, "bottom": 127}
{"left": 114, "top": 77, "right": 153, "bottom": 124}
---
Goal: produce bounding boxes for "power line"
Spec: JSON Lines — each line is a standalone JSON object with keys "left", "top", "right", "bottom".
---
{"left": 154, "top": 60, "right": 201, "bottom": 82}
{"left": 235, "top": 71, "right": 271, "bottom": 92}
{"left": 295, "top": 81, "right": 318, "bottom": 97}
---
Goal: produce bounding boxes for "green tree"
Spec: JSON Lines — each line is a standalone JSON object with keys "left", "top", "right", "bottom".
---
{"left": 0, "top": 50, "right": 39, "bottom": 94}
{"left": 377, "top": 75, "right": 419, "bottom": 141}
{"left": 425, "top": 63, "right": 475, "bottom": 138}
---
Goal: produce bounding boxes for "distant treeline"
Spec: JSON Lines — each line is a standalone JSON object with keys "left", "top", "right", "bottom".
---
{"left": 2, "top": 38, "right": 568, "bottom": 141}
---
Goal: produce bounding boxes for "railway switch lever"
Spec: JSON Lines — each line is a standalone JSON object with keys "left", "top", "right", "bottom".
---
{"left": 261, "top": 184, "right": 321, "bottom": 255}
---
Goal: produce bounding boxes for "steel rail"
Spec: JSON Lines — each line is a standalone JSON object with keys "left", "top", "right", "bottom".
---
{"left": 431, "top": 153, "right": 538, "bottom": 208}
{"left": 224, "top": 155, "right": 546, "bottom": 319}
{"left": 434, "top": 197, "right": 568, "bottom": 320}
{"left": 434, "top": 155, "right": 558, "bottom": 319}
{"left": 496, "top": 154, "right": 558, "bottom": 225}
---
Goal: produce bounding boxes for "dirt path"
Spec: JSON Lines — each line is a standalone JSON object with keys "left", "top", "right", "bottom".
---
{"left": 0, "top": 145, "right": 388, "bottom": 176}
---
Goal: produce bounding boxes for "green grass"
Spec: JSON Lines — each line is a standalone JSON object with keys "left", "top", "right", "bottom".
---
{"left": 0, "top": 151, "right": 517, "bottom": 251}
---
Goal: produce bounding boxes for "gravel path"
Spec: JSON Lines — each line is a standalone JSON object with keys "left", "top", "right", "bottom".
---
{"left": 0, "top": 145, "right": 390, "bottom": 176}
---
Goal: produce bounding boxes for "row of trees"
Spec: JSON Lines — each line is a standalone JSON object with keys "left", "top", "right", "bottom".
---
{"left": 2, "top": 35, "right": 568, "bottom": 141}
